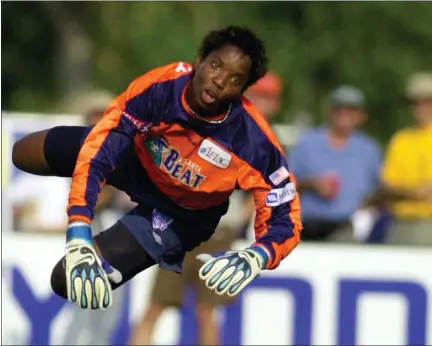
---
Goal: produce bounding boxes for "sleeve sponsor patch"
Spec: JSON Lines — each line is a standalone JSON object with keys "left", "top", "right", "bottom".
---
{"left": 265, "top": 182, "right": 296, "bottom": 207}
{"left": 269, "top": 166, "right": 290, "bottom": 185}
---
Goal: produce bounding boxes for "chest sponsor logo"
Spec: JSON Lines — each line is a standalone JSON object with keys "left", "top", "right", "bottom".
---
{"left": 198, "top": 139, "right": 232, "bottom": 169}
{"left": 145, "top": 136, "right": 206, "bottom": 188}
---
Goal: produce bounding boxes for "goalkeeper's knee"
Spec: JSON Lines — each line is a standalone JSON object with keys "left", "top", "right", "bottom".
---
{"left": 50, "top": 257, "right": 67, "bottom": 299}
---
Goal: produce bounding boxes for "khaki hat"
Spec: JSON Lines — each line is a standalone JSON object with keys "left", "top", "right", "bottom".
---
{"left": 405, "top": 72, "right": 432, "bottom": 101}
{"left": 330, "top": 85, "right": 365, "bottom": 108}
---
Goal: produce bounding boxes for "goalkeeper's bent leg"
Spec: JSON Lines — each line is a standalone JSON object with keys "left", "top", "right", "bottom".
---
{"left": 51, "top": 259, "right": 68, "bottom": 298}
{"left": 50, "top": 221, "right": 157, "bottom": 299}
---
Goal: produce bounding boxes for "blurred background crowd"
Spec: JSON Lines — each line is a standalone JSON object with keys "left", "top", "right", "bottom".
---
{"left": 2, "top": 2, "right": 432, "bottom": 345}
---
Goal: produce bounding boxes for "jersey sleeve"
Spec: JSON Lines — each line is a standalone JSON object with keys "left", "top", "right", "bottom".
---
{"left": 237, "top": 107, "right": 302, "bottom": 270}
{"left": 67, "top": 62, "right": 190, "bottom": 224}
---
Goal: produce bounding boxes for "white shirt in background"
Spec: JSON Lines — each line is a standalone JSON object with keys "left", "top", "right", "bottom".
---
{"left": 9, "top": 174, "right": 70, "bottom": 232}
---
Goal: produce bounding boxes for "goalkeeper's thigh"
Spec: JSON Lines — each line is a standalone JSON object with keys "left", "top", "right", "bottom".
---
{"left": 50, "top": 221, "right": 156, "bottom": 299}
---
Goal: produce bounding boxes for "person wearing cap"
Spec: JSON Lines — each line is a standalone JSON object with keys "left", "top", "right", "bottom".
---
{"left": 380, "top": 72, "right": 432, "bottom": 245}
{"left": 245, "top": 71, "right": 283, "bottom": 120}
{"left": 287, "top": 85, "right": 382, "bottom": 241}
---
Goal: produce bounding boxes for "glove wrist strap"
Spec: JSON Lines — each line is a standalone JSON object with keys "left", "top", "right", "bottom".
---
{"left": 67, "top": 222, "right": 92, "bottom": 244}
{"left": 249, "top": 245, "right": 270, "bottom": 269}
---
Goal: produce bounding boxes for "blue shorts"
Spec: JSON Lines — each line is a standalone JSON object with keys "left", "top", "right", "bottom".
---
{"left": 44, "top": 126, "right": 229, "bottom": 272}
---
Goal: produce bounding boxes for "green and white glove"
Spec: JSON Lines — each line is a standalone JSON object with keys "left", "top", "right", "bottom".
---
{"left": 196, "top": 246, "right": 269, "bottom": 297}
{"left": 65, "top": 222, "right": 122, "bottom": 310}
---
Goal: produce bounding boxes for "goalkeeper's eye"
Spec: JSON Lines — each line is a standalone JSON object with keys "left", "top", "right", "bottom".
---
{"left": 231, "top": 76, "right": 240, "bottom": 85}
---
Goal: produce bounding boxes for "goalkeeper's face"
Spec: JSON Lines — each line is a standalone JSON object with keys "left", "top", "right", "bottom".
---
{"left": 190, "top": 44, "right": 252, "bottom": 116}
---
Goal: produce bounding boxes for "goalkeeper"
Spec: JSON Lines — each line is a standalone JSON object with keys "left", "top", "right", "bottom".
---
{"left": 11, "top": 25, "right": 302, "bottom": 310}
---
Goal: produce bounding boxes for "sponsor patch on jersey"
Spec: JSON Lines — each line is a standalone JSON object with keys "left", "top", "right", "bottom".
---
{"left": 145, "top": 136, "right": 169, "bottom": 167}
{"left": 145, "top": 136, "right": 206, "bottom": 189}
{"left": 265, "top": 182, "right": 296, "bottom": 207}
{"left": 122, "top": 112, "right": 151, "bottom": 133}
{"left": 269, "top": 166, "right": 290, "bottom": 185}
{"left": 198, "top": 139, "right": 232, "bottom": 169}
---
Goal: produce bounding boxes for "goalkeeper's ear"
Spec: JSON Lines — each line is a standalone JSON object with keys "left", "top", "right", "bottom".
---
{"left": 194, "top": 54, "right": 203, "bottom": 69}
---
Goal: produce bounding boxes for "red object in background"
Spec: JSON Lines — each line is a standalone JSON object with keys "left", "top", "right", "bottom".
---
{"left": 324, "top": 173, "right": 341, "bottom": 199}
{"left": 248, "top": 72, "right": 283, "bottom": 96}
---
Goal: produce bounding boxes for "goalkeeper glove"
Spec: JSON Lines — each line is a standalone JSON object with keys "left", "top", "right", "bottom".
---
{"left": 65, "top": 222, "right": 122, "bottom": 310}
{"left": 196, "top": 246, "right": 269, "bottom": 297}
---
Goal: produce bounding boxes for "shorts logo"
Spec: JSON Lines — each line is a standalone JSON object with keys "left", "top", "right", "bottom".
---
{"left": 152, "top": 209, "right": 173, "bottom": 232}
{"left": 145, "top": 136, "right": 206, "bottom": 188}
{"left": 198, "top": 139, "right": 231, "bottom": 169}
{"left": 152, "top": 232, "right": 162, "bottom": 245}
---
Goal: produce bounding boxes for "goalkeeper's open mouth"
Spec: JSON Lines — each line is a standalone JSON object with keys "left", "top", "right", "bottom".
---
{"left": 201, "top": 89, "right": 218, "bottom": 104}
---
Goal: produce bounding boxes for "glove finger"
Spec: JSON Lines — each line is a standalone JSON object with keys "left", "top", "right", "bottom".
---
{"left": 216, "top": 263, "right": 238, "bottom": 288}
{"left": 89, "top": 279, "right": 99, "bottom": 310}
{"left": 196, "top": 253, "right": 214, "bottom": 263}
{"left": 201, "top": 255, "right": 233, "bottom": 282}
{"left": 67, "top": 269, "right": 77, "bottom": 303}
{"left": 224, "top": 256, "right": 261, "bottom": 297}
{"left": 92, "top": 269, "right": 110, "bottom": 310}
{"left": 102, "top": 263, "right": 122, "bottom": 285}
{"left": 84, "top": 279, "right": 94, "bottom": 309}
{"left": 226, "top": 272, "right": 250, "bottom": 297}
{"left": 89, "top": 268, "right": 107, "bottom": 310}
{"left": 99, "top": 255, "right": 123, "bottom": 284}
{"left": 211, "top": 266, "right": 237, "bottom": 295}
{"left": 73, "top": 276, "right": 86, "bottom": 309}
{"left": 94, "top": 275, "right": 110, "bottom": 310}
{"left": 198, "top": 258, "right": 221, "bottom": 280}
{"left": 106, "top": 269, "right": 122, "bottom": 285}
{"left": 196, "top": 250, "right": 234, "bottom": 264}
{"left": 83, "top": 275, "right": 98, "bottom": 310}
{"left": 227, "top": 278, "right": 252, "bottom": 297}
{"left": 197, "top": 254, "right": 218, "bottom": 280}
{"left": 206, "top": 262, "right": 235, "bottom": 290}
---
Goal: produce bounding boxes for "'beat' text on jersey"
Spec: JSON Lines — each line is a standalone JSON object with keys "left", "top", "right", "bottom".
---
{"left": 145, "top": 136, "right": 206, "bottom": 188}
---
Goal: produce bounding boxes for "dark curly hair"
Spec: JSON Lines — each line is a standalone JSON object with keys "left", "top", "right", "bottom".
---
{"left": 198, "top": 25, "right": 268, "bottom": 88}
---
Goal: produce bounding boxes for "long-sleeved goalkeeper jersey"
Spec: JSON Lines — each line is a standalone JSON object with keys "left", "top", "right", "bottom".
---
{"left": 67, "top": 61, "right": 302, "bottom": 270}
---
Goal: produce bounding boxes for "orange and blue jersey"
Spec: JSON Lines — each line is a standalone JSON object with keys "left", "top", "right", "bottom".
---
{"left": 68, "top": 61, "right": 302, "bottom": 270}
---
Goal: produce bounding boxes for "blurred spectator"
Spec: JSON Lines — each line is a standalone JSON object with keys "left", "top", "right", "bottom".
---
{"left": 288, "top": 85, "right": 382, "bottom": 242}
{"left": 10, "top": 174, "right": 70, "bottom": 233}
{"left": 245, "top": 71, "right": 282, "bottom": 120}
{"left": 129, "top": 195, "right": 245, "bottom": 346}
{"left": 380, "top": 72, "right": 432, "bottom": 245}
{"left": 293, "top": 110, "right": 314, "bottom": 139}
